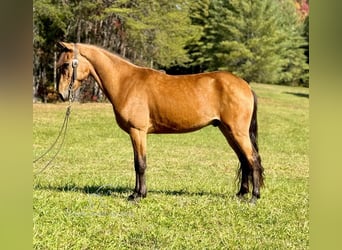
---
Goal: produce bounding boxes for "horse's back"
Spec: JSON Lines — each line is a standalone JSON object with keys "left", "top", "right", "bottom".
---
{"left": 157, "top": 71, "right": 253, "bottom": 112}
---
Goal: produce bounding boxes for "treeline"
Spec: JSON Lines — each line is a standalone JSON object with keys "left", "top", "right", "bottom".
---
{"left": 33, "top": 0, "right": 309, "bottom": 102}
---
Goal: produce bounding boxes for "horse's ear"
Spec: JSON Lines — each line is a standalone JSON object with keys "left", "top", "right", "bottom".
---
{"left": 57, "top": 41, "right": 73, "bottom": 51}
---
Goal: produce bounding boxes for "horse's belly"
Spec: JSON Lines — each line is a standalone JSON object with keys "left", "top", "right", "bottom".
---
{"left": 148, "top": 111, "right": 217, "bottom": 134}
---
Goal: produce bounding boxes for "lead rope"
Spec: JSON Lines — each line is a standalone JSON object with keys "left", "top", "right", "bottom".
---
{"left": 33, "top": 44, "right": 78, "bottom": 176}
{"left": 33, "top": 105, "right": 71, "bottom": 175}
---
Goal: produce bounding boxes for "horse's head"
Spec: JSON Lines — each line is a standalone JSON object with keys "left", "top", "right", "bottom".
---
{"left": 56, "top": 42, "right": 90, "bottom": 101}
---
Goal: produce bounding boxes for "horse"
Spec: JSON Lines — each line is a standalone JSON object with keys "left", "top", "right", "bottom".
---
{"left": 56, "top": 42, "right": 264, "bottom": 203}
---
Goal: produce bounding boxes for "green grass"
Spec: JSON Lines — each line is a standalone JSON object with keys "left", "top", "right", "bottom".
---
{"left": 33, "top": 83, "right": 309, "bottom": 249}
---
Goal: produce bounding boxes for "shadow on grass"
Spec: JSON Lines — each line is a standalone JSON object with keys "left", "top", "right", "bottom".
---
{"left": 283, "top": 91, "right": 309, "bottom": 98}
{"left": 35, "top": 183, "right": 131, "bottom": 196}
{"left": 34, "top": 183, "right": 229, "bottom": 199}
{"left": 151, "top": 189, "right": 229, "bottom": 199}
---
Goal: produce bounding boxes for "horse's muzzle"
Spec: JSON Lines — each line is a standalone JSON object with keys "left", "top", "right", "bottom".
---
{"left": 58, "top": 90, "right": 69, "bottom": 102}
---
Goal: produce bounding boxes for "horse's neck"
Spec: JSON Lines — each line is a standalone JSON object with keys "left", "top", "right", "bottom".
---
{"left": 80, "top": 44, "right": 134, "bottom": 103}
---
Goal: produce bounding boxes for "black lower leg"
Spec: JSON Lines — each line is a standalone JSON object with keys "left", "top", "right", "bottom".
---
{"left": 236, "top": 158, "right": 250, "bottom": 198}
{"left": 250, "top": 156, "right": 263, "bottom": 204}
{"left": 250, "top": 187, "right": 260, "bottom": 204}
{"left": 128, "top": 172, "right": 140, "bottom": 201}
{"left": 128, "top": 155, "right": 147, "bottom": 201}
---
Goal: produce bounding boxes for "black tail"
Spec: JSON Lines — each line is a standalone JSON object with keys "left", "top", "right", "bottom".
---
{"left": 250, "top": 90, "right": 264, "bottom": 187}
{"left": 249, "top": 90, "right": 259, "bottom": 153}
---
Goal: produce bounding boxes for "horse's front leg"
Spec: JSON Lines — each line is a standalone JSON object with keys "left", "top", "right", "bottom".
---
{"left": 128, "top": 128, "right": 147, "bottom": 201}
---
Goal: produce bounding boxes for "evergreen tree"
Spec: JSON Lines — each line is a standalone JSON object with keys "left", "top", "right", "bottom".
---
{"left": 185, "top": 0, "right": 211, "bottom": 72}
{"left": 277, "top": 0, "right": 308, "bottom": 84}
{"left": 192, "top": 0, "right": 308, "bottom": 84}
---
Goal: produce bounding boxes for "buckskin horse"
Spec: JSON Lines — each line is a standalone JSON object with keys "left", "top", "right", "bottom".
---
{"left": 56, "top": 42, "right": 264, "bottom": 203}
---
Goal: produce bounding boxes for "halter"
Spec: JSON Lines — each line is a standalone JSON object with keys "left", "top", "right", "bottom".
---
{"left": 68, "top": 43, "right": 79, "bottom": 102}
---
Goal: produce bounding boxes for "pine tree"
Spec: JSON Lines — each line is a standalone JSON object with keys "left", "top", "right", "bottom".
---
{"left": 192, "top": 0, "right": 308, "bottom": 84}
{"left": 185, "top": 0, "right": 211, "bottom": 72}
{"left": 276, "top": 0, "right": 308, "bottom": 84}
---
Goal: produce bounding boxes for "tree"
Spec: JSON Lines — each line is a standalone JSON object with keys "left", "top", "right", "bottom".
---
{"left": 184, "top": 0, "right": 211, "bottom": 73}
{"left": 189, "top": 0, "right": 308, "bottom": 85}
{"left": 105, "top": 0, "right": 200, "bottom": 68}
{"left": 33, "top": 0, "right": 73, "bottom": 101}
{"left": 276, "top": 0, "right": 308, "bottom": 85}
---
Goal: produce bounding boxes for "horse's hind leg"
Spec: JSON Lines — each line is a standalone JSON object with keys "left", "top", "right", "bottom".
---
{"left": 219, "top": 125, "right": 263, "bottom": 203}
{"left": 234, "top": 134, "right": 263, "bottom": 203}
{"left": 236, "top": 155, "right": 251, "bottom": 198}
{"left": 219, "top": 126, "right": 250, "bottom": 198}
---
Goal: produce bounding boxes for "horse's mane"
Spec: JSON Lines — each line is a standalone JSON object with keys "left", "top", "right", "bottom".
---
{"left": 81, "top": 43, "right": 141, "bottom": 68}
{"left": 79, "top": 43, "right": 167, "bottom": 75}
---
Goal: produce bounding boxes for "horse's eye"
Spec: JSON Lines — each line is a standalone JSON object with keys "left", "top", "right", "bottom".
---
{"left": 63, "top": 62, "right": 70, "bottom": 67}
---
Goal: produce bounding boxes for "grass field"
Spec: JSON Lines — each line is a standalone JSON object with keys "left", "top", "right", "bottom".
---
{"left": 33, "top": 83, "right": 309, "bottom": 249}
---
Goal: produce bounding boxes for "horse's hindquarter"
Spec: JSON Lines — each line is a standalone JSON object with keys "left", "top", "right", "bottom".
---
{"left": 146, "top": 71, "right": 251, "bottom": 133}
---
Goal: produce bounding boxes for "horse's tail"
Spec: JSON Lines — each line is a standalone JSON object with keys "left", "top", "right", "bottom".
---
{"left": 249, "top": 90, "right": 264, "bottom": 187}
{"left": 249, "top": 90, "right": 259, "bottom": 153}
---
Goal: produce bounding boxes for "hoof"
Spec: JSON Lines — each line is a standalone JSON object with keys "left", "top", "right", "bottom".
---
{"left": 236, "top": 193, "right": 245, "bottom": 199}
{"left": 128, "top": 193, "right": 139, "bottom": 201}
{"left": 127, "top": 192, "right": 145, "bottom": 202}
{"left": 236, "top": 192, "right": 248, "bottom": 201}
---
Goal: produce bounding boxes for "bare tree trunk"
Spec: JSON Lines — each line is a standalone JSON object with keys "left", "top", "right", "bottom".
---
{"left": 76, "top": 20, "right": 82, "bottom": 43}
{"left": 54, "top": 49, "right": 57, "bottom": 90}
